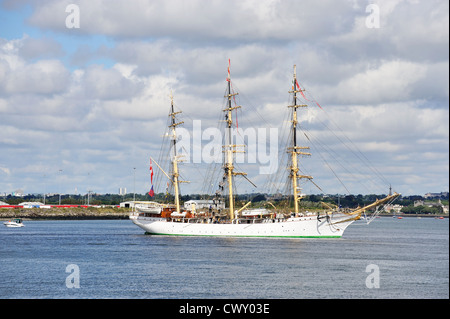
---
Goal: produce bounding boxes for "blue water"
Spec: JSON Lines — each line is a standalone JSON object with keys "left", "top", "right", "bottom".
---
{"left": 0, "top": 217, "right": 448, "bottom": 299}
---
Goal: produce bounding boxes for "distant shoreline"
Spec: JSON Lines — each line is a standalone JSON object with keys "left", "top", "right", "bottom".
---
{"left": 379, "top": 213, "right": 448, "bottom": 218}
{"left": 0, "top": 207, "right": 130, "bottom": 220}
{"left": 0, "top": 207, "right": 447, "bottom": 221}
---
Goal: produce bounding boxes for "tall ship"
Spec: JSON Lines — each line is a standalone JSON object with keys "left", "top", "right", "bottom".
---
{"left": 130, "top": 63, "right": 399, "bottom": 238}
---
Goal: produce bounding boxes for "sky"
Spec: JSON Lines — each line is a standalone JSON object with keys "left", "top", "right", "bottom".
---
{"left": 0, "top": 0, "right": 448, "bottom": 197}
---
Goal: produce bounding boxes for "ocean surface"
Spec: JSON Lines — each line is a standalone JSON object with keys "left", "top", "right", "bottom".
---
{"left": 0, "top": 217, "right": 448, "bottom": 299}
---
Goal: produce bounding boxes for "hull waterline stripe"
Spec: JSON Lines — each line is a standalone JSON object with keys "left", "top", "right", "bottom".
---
{"left": 144, "top": 232, "right": 341, "bottom": 238}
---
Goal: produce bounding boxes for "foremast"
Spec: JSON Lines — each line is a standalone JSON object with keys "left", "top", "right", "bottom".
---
{"left": 168, "top": 92, "right": 188, "bottom": 213}
{"left": 288, "top": 65, "right": 313, "bottom": 215}
{"left": 223, "top": 61, "right": 246, "bottom": 220}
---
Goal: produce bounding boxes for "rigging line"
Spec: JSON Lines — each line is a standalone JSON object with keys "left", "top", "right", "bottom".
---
{"left": 264, "top": 153, "right": 289, "bottom": 194}
{"left": 154, "top": 116, "right": 172, "bottom": 195}
{"left": 303, "top": 103, "right": 389, "bottom": 192}
{"left": 229, "top": 80, "right": 240, "bottom": 130}
{"left": 229, "top": 82, "right": 274, "bottom": 129}
{"left": 304, "top": 94, "right": 391, "bottom": 187}
{"left": 205, "top": 160, "right": 223, "bottom": 195}
{"left": 294, "top": 77, "right": 390, "bottom": 187}
{"left": 301, "top": 124, "right": 363, "bottom": 183}
{"left": 220, "top": 80, "right": 290, "bottom": 195}
{"left": 317, "top": 127, "right": 385, "bottom": 193}
{"left": 184, "top": 95, "right": 225, "bottom": 195}
{"left": 302, "top": 130, "right": 352, "bottom": 195}
{"left": 262, "top": 123, "right": 290, "bottom": 194}
{"left": 330, "top": 118, "right": 390, "bottom": 187}
{"left": 203, "top": 161, "right": 218, "bottom": 193}
{"left": 302, "top": 126, "right": 379, "bottom": 194}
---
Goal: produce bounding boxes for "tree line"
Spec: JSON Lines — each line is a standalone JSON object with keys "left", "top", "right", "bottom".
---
{"left": 3, "top": 192, "right": 448, "bottom": 214}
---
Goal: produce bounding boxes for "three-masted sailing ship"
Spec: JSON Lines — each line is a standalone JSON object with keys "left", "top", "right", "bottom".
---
{"left": 130, "top": 63, "right": 399, "bottom": 238}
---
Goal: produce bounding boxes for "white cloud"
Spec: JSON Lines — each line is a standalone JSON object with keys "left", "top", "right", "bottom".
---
{"left": 18, "top": 35, "right": 64, "bottom": 60}
{"left": 6, "top": 59, "right": 69, "bottom": 94}
{"left": 26, "top": 0, "right": 357, "bottom": 41}
{"left": 328, "top": 0, "right": 449, "bottom": 63}
{"left": 0, "top": 0, "right": 448, "bottom": 195}
{"left": 101, "top": 73, "right": 179, "bottom": 120}
{"left": 1, "top": 39, "right": 70, "bottom": 95}
{"left": 0, "top": 166, "right": 11, "bottom": 176}
{"left": 333, "top": 60, "right": 427, "bottom": 104}
{"left": 82, "top": 64, "right": 144, "bottom": 100}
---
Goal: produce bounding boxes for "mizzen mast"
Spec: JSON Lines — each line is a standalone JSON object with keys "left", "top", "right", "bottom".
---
{"left": 288, "top": 65, "right": 312, "bottom": 215}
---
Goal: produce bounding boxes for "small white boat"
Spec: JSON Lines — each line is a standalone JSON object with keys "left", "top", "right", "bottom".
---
{"left": 135, "top": 201, "right": 162, "bottom": 215}
{"left": 4, "top": 218, "right": 24, "bottom": 228}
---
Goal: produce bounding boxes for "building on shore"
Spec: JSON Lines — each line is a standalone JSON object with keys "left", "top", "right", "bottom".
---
{"left": 424, "top": 192, "right": 449, "bottom": 199}
{"left": 19, "top": 202, "right": 45, "bottom": 208}
{"left": 384, "top": 203, "right": 403, "bottom": 214}
{"left": 414, "top": 199, "right": 449, "bottom": 214}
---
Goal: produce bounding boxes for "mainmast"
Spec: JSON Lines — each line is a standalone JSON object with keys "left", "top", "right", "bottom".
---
{"left": 168, "top": 92, "right": 186, "bottom": 213}
{"left": 223, "top": 61, "right": 246, "bottom": 220}
{"left": 288, "top": 65, "right": 312, "bottom": 215}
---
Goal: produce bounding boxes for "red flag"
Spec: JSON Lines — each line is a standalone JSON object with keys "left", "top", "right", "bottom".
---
{"left": 148, "top": 185, "right": 154, "bottom": 197}
{"left": 295, "top": 77, "right": 324, "bottom": 110}
{"left": 226, "top": 59, "right": 230, "bottom": 82}
{"left": 299, "top": 89, "right": 308, "bottom": 100}
{"left": 296, "top": 80, "right": 308, "bottom": 100}
{"left": 149, "top": 158, "right": 155, "bottom": 196}
{"left": 149, "top": 158, "right": 154, "bottom": 184}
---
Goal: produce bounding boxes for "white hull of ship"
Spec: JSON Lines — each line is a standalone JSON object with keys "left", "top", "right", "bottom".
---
{"left": 129, "top": 213, "right": 356, "bottom": 238}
